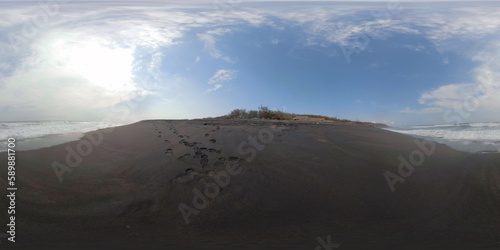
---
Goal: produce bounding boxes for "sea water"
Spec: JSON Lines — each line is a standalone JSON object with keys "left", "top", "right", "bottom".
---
{"left": 385, "top": 122, "right": 500, "bottom": 153}
{"left": 0, "top": 121, "right": 121, "bottom": 152}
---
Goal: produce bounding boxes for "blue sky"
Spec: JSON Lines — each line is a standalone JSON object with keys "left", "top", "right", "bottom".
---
{"left": 1, "top": 1, "right": 500, "bottom": 125}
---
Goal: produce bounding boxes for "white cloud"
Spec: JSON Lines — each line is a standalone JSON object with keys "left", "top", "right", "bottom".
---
{"left": 197, "top": 28, "right": 234, "bottom": 62}
{"left": 442, "top": 57, "right": 449, "bottom": 65}
{"left": 381, "top": 5, "right": 500, "bottom": 120}
{"left": 296, "top": 10, "right": 420, "bottom": 48}
{"left": 403, "top": 44, "right": 425, "bottom": 51}
{"left": 0, "top": 3, "right": 243, "bottom": 120}
{"left": 205, "top": 69, "right": 237, "bottom": 93}
{"left": 406, "top": 7, "right": 500, "bottom": 49}
{"left": 400, "top": 107, "right": 443, "bottom": 115}
{"left": 419, "top": 84, "right": 476, "bottom": 105}
{"left": 0, "top": 68, "right": 136, "bottom": 120}
{"left": 407, "top": 38, "right": 500, "bottom": 117}
{"left": 205, "top": 84, "right": 223, "bottom": 93}
{"left": 208, "top": 69, "right": 237, "bottom": 85}
{"left": 403, "top": 69, "right": 500, "bottom": 117}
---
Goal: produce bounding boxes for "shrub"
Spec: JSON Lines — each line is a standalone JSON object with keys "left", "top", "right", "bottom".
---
{"left": 258, "top": 105, "right": 272, "bottom": 119}
{"left": 248, "top": 110, "right": 258, "bottom": 119}
{"left": 228, "top": 109, "right": 247, "bottom": 119}
{"left": 217, "top": 106, "right": 381, "bottom": 126}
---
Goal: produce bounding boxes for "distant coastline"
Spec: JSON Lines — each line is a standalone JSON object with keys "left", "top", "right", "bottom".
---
{"left": 203, "top": 106, "right": 388, "bottom": 128}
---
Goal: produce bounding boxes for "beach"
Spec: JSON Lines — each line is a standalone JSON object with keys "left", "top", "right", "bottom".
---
{"left": 1, "top": 119, "right": 499, "bottom": 249}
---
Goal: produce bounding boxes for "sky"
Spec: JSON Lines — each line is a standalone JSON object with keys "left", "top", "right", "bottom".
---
{"left": 0, "top": 1, "right": 500, "bottom": 126}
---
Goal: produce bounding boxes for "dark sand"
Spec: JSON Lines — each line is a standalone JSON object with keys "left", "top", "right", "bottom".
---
{"left": 1, "top": 120, "right": 499, "bottom": 249}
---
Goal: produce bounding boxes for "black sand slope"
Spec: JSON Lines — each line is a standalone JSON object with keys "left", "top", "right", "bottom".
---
{"left": 1, "top": 120, "right": 499, "bottom": 249}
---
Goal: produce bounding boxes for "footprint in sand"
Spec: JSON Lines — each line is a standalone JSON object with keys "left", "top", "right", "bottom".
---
{"left": 212, "top": 157, "right": 226, "bottom": 167}
{"left": 185, "top": 168, "right": 198, "bottom": 174}
{"left": 178, "top": 153, "right": 191, "bottom": 160}
{"left": 228, "top": 157, "right": 246, "bottom": 164}
{"left": 200, "top": 155, "right": 209, "bottom": 167}
{"left": 209, "top": 139, "right": 216, "bottom": 143}
{"left": 176, "top": 145, "right": 225, "bottom": 169}
{"left": 205, "top": 133, "right": 209, "bottom": 137}
{"left": 171, "top": 169, "right": 200, "bottom": 184}
{"left": 193, "top": 147, "right": 208, "bottom": 159}
{"left": 165, "top": 149, "right": 173, "bottom": 155}
{"left": 228, "top": 156, "right": 239, "bottom": 161}
{"left": 206, "top": 148, "right": 222, "bottom": 154}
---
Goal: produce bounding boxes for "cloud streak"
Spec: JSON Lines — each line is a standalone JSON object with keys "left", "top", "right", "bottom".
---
{"left": 198, "top": 28, "right": 235, "bottom": 62}
{"left": 206, "top": 69, "right": 237, "bottom": 93}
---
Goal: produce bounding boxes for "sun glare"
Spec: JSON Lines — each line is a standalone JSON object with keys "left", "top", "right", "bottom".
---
{"left": 54, "top": 39, "right": 136, "bottom": 93}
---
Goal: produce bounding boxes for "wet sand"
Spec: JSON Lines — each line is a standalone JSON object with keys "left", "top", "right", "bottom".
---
{"left": 1, "top": 119, "right": 499, "bottom": 249}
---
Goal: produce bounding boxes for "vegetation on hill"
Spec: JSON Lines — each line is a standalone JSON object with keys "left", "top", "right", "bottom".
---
{"left": 212, "top": 106, "right": 387, "bottom": 127}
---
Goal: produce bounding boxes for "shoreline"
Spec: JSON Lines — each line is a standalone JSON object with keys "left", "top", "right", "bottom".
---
{"left": 382, "top": 127, "right": 500, "bottom": 154}
{"left": 3, "top": 119, "right": 499, "bottom": 155}
{"left": 0, "top": 121, "right": 125, "bottom": 152}
{"left": 0, "top": 119, "right": 499, "bottom": 248}
{"left": 0, "top": 132, "right": 86, "bottom": 153}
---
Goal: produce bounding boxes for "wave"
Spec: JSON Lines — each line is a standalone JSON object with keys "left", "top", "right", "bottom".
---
{"left": 0, "top": 121, "right": 121, "bottom": 152}
{"left": 399, "top": 122, "right": 500, "bottom": 130}
{"left": 0, "top": 121, "right": 119, "bottom": 141}
{"left": 385, "top": 122, "right": 500, "bottom": 153}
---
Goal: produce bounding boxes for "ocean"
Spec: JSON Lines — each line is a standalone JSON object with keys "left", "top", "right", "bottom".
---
{"left": 386, "top": 122, "right": 500, "bottom": 153}
{"left": 0, "top": 121, "right": 122, "bottom": 152}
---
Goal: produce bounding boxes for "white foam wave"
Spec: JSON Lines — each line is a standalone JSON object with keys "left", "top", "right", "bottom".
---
{"left": 386, "top": 122, "right": 500, "bottom": 153}
{"left": 0, "top": 121, "right": 121, "bottom": 152}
